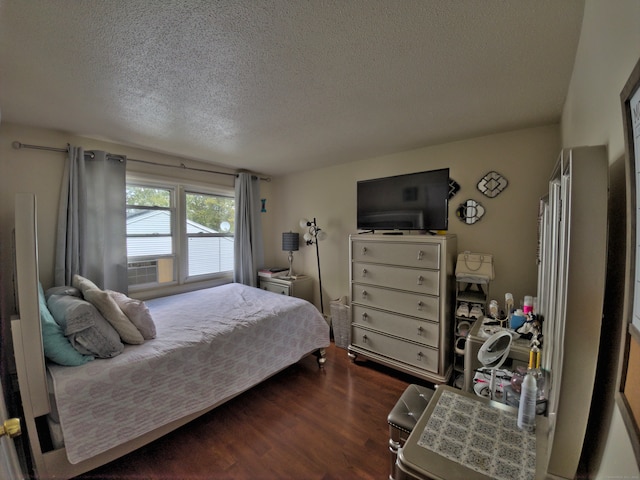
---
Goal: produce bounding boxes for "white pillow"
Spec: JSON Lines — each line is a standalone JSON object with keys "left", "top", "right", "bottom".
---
{"left": 107, "top": 290, "right": 157, "bottom": 340}
{"left": 73, "top": 275, "right": 144, "bottom": 345}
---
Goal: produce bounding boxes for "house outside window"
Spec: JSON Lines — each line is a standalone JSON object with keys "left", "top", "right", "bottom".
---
{"left": 185, "top": 191, "right": 235, "bottom": 276}
{"left": 126, "top": 181, "right": 235, "bottom": 290}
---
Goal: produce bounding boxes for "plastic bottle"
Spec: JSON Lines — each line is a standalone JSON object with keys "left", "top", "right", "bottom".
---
{"left": 517, "top": 373, "right": 537, "bottom": 432}
{"left": 510, "top": 309, "right": 526, "bottom": 330}
{"left": 523, "top": 295, "right": 534, "bottom": 314}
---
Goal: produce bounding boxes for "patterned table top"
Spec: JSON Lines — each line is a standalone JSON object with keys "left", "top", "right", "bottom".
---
{"left": 417, "top": 389, "right": 536, "bottom": 480}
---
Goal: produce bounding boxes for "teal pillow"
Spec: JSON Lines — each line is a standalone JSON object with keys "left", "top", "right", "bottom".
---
{"left": 38, "top": 283, "right": 93, "bottom": 366}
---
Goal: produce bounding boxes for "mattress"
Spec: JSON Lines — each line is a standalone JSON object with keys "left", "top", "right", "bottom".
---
{"left": 46, "top": 283, "right": 329, "bottom": 464}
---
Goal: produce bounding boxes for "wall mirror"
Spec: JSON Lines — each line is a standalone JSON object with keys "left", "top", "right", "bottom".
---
{"left": 477, "top": 171, "right": 508, "bottom": 198}
{"left": 619, "top": 55, "right": 640, "bottom": 464}
{"left": 456, "top": 199, "right": 485, "bottom": 224}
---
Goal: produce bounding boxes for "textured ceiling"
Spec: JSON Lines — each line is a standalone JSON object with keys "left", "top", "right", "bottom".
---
{"left": 0, "top": 0, "right": 585, "bottom": 176}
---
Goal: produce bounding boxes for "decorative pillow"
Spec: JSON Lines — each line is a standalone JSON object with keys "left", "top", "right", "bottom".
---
{"left": 72, "top": 274, "right": 100, "bottom": 292}
{"left": 47, "top": 294, "right": 124, "bottom": 358}
{"left": 107, "top": 290, "right": 157, "bottom": 340}
{"left": 44, "top": 286, "right": 81, "bottom": 301}
{"left": 73, "top": 274, "right": 145, "bottom": 344}
{"left": 38, "top": 283, "right": 93, "bottom": 366}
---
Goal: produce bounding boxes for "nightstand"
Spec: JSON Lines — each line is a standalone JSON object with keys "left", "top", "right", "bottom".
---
{"left": 258, "top": 275, "right": 314, "bottom": 303}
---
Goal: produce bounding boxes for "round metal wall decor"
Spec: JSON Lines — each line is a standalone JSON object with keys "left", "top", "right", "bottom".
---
{"left": 477, "top": 171, "right": 508, "bottom": 198}
{"left": 456, "top": 199, "right": 485, "bottom": 224}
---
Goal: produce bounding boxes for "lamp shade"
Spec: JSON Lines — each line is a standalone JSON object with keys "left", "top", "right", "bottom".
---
{"left": 282, "top": 232, "right": 299, "bottom": 252}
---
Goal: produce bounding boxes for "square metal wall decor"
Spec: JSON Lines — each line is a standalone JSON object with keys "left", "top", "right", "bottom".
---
{"left": 477, "top": 171, "right": 508, "bottom": 198}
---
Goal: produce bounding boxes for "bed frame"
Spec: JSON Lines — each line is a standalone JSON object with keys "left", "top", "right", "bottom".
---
{"left": 11, "top": 193, "right": 325, "bottom": 479}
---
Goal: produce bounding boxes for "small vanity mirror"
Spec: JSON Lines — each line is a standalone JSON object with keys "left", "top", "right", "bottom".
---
{"left": 456, "top": 199, "right": 485, "bottom": 224}
{"left": 477, "top": 171, "right": 508, "bottom": 198}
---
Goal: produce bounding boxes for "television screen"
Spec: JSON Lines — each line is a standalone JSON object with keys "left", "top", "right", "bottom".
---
{"left": 357, "top": 168, "right": 449, "bottom": 231}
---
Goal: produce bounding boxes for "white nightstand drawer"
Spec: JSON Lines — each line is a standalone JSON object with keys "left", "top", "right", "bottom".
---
{"left": 258, "top": 275, "right": 314, "bottom": 303}
{"left": 351, "top": 326, "right": 439, "bottom": 373}
{"left": 351, "top": 305, "right": 439, "bottom": 348}
{"left": 352, "top": 262, "right": 439, "bottom": 295}
{"left": 351, "top": 241, "right": 440, "bottom": 269}
{"left": 260, "top": 281, "right": 290, "bottom": 296}
{"left": 351, "top": 283, "right": 439, "bottom": 321}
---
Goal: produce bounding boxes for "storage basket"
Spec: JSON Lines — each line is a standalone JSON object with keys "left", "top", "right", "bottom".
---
{"left": 330, "top": 297, "right": 351, "bottom": 349}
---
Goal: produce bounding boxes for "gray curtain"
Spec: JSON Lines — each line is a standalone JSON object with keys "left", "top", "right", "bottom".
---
{"left": 54, "top": 147, "right": 128, "bottom": 292}
{"left": 233, "top": 172, "right": 264, "bottom": 286}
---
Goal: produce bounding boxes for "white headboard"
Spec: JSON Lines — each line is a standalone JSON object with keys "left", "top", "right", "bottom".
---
{"left": 12, "top": 192, "right": 50, "bottom": 416}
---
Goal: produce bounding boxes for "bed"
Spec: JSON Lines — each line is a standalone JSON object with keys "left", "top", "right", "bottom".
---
{"left": 11, "top": 193, "right": 330, "bottom": 479}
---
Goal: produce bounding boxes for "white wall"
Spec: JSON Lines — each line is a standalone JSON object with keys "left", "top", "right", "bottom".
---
{"left": 560, "top": 1, "right": 640, "bottom": 478}
{"left": 0, "top": 122, "right": 244, "bottom": 320}
{"left": 2, "top": 3, "right": 638, "bottom": 475}
{"left": 0, "top": 122, "right": 559, "bottom": 353}
{"left": 264, "top": 125, "right": 560, "bottom": 314}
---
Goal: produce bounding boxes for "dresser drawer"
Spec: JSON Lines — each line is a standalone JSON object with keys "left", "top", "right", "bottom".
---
{"left": 351, "top": 284, "right": 439, "bottom": 321}
{"left": 351, "top": 326, "right": 439, "bottom": 373}
{"left": 351, "top": 240, "right": 440, "bottom": 269}
{"left": 352, "top": 262, "right": 439, "bottom": 295}
{"left": 351, "top": 305, "right": 439, "bottom": 348}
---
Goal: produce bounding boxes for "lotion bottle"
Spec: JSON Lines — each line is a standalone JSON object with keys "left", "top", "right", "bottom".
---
{"left": 517, "top": 372, "right": 537, "bottom": 432}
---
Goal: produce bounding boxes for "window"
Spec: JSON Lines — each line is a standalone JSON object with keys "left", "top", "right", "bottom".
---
{"left": 185, "top": 191, "right": 235, "bottom": 276}
{"left": 126, "top": 181, "right": 235, "bottom": 289}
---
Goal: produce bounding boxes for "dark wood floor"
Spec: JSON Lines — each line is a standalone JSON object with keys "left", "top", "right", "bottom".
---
{"left": 71, "top": 343, "right": 433, "bottom": 480}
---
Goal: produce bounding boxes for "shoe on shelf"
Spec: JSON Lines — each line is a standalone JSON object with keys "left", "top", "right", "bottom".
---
{"left": 456, "top": 302, "right": 469, "bottom": 318}
{"left": 469, "top": 304, "right": 484, "bottom": 319}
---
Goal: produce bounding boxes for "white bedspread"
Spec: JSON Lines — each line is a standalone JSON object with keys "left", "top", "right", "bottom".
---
{"left": 47, "top": 283, "right": 330, "bottom": 464}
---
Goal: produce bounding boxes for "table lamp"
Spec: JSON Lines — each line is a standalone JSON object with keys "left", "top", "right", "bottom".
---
{"left": 282, "top": 232, "right": 299, "bottom": 277}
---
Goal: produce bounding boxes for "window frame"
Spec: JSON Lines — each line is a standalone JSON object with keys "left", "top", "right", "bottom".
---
{"left": 180, "top": 185, "right": 236, "bottom": 282}
{"left": 126, "top": 173, "right": 235, "bottom": 294}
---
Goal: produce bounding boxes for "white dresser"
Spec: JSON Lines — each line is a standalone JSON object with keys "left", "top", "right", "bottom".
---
{"left": 348, "top": 234, "right": 457, "bottom": 384}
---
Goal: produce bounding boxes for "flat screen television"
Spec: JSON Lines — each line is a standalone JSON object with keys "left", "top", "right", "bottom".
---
{"left": 357, "top": 168, "right": 449, "bottom": 232}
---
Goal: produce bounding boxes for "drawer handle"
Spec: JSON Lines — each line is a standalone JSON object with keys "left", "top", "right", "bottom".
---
{"left": 417, "top": 250, "right": 424, "bottom": 260}
{"left": 417, "top": 300, "right": 423, "bottom": 310}
{"left": 417, "top": 275, "right": 423, "bottom": 285}
{"left": 362, "top": 312, "right": 369, "bottom": 321}
{"left": 361, "top": 247, "right": 367, "bottom": 255}
{"left": 417, "top": 351, "right": 424, "bottom": 361}
{"left": 361, "top": 290, "right": 368, "bottom": 299}
{"left": 362, "top": 268, "right": 368, "bottom": 277}
{"left": 417, "top": 326, "right": 423, "bottom": 336}
{"left": 362, "top": 334, "right": 368, "bottom": 344}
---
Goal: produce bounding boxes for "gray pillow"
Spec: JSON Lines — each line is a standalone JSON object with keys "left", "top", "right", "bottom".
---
{"left": 44, "top": 286, "right": 81, "bottom": 302}
{"left": 47, "top": 294, "right": 124, "bottom": 358}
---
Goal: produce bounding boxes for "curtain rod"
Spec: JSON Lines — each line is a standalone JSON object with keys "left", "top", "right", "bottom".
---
{"left": 11, "top": 141, "right": 271, "bottom": 181}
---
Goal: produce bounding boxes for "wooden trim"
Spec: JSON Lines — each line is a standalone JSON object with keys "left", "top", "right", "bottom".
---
{"left": 619, "top": 55, "right": 640, "bottom": 467}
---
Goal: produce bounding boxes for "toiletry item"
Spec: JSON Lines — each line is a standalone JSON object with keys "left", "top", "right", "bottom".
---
{"left": 517, "top": 373, "right": 537, "bottom": 432}
{"left": 505, "top": 293, "right": 513, "bottom": 311}
{"left": 529, "top": 349, "right": 535, "bottom": 370}
{"left": 489, "top": 299, "right": 499, "bottom": 318}
{"left": 504, "top": 293, "right": 514, "bottom": 328}
{"left": 510, "top": 309, "right": 526, "bottom": 330}
{"left": 523, "top": 295, "right": 533, "bottom": 314}
{"left": 528, "top": 345, "right": 541, "bottom": 370}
